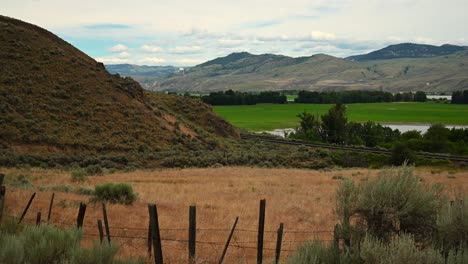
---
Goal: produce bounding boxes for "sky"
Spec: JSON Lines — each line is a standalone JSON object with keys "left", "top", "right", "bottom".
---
{"left": 3, "top": 0, "right": 468, "bottom": 66}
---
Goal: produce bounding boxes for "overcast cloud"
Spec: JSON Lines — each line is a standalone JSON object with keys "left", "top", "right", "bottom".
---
{"left": 3, "top": 0, "right": 468, "bottom": 66}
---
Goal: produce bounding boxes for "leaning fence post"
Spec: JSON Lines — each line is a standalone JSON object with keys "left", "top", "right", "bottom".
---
{"left": 218, "top": 216, "right": 239, "bottom": 264}
{"left": 333, "top": 224, "right": 339, "bottom": 250}
{"left": 0, "top": 173, "right": 5, "bottom": 222}
{"left": 148, "top": 221, "right": 152, "bottom": 257}
{"left": 275, "top": 223, "right": 284, "bottom": 264}
{"left": 257, "top": 199, "right": 266, "bottom": 264}
{"left": 19, "top": 192, "right": 36, "bottom": 224}
{"left": 77, "top": 202, "right": 87, "bottom": 228}
{"left": 189, "top": 205, "right": 196, "bottom": 263}
{"left": 47, "top": 193, "right": 55, "bottom": 223}
{"left": 36, "top": 212, "right": 41, "bottom": 225}
{"left": 148, "top": 204, "right": 163, "bottom": 264}
{"left": 102, "top": 203, "right": 111, "bottom": 243}
{"left": 97, "top": 219, "right": 104, "bottom": 243}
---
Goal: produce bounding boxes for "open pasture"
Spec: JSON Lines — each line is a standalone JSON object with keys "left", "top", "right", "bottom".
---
{"left": 3, "top": 167, "right": 467, "bottom": 263}
{"left": 213, "top": 102, "right": 468, "bottom": 131}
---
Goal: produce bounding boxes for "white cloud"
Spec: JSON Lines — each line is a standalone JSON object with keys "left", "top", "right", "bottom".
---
{"left": 95, "top": 57, "right": 128, "bottom": 64}
{"left": 169, "top": 46, "right": 202, "bottom": 54}
{"left": 109, "top": 44, "right": 128, "bottom": 53}
{"left": 118, "top": 51, "right": 130, "bottom": 58}
{"left": 141, "top": 45, "right": 163, "bottom": 53}
{"left": 176, "top": 58, "right": 203, "bottom": 65}
{"left": 138, "top": 57, "right": 166, "bottom": 64}
{"left": 310, "top": 31, "right": 336, "bottom": 41}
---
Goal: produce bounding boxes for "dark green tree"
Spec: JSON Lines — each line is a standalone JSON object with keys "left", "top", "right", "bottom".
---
{"left": 294, "top": 111, "right": 321, "bottom": 141}
{"left": 321, "top": 103, "right": 348, "bottom": 144}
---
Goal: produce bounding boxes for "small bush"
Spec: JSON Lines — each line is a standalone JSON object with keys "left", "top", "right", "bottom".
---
{"left": 0, "top": 224, "right": 142, "bottom": 264}
{"left": 71, "top": 170, "right": 87, "bottom": 182}
{"left": 9, "top": 174, "right": 33, "bottom": 188}
{"left": 76, "top": 186, "right": 95, "bottom": 196}
{"left": 336, "top": 165, "right": 445, "bottom": 243}
{"left": 435, "top": 198, "right": 468, "bottom": 255}
{"left": 360, "top": 233, "right": 444, "bottom": 264}
{"left": 85, "top": 164, "right": 103, "bottom": 176}
{"left": 93, "top": 183, "right": 137, "bottom": 204}
{"left": 38, "top": 185, "right": 73, "bottom": 193}
{"left": 288, "top": 239, "right": 359, "bottom": 264}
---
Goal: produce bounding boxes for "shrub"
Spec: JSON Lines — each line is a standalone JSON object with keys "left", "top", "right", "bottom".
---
{"left": 76, "top": 186, "right": 95, "bottom": 195}
{"left": 93, "top": 183, "right": 137, "bottom": 204}
{"left": 288, "top": 239, "right": 359, "bottom": 264}
{"left": 9, "top": 174, "right": 33, "bottom": 188}
{"left": 360, "top": 233, "right": 444, "bottom": 264}
{"left": 336, "top": 165, "right": 445, "bottom": 243}
{"left": 85, "top": 164, "right": 103, "bottom": 176}
{"left": 71, "top": 170, "right": 87, "bottom": 182}
{"left": 391, "top": 142, "right": 415, "bottom": 165}
{"left": 0, "top": 224, "right": 142, "bottom": 264}
{"left": 435, "top": 197, "right": 468, "bottom": 255}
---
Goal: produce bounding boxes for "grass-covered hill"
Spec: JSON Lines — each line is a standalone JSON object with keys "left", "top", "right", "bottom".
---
{"left": 0, "top": 15, "right": 238, "bottom": 159}
{"left": 347, "top": 43, "right": 466, "bottom": 61}
{"left": 152, "top": 45, "right": 468, "bottom": 93}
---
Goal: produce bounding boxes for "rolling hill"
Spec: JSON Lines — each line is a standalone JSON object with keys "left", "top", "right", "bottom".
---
{"left": 347, "top": 43, "right": 467, "bottom": 61}
{"left": 0, "top": 15, "right": 238, "bottom": 159}
{"left": 150, "top": 45, "right": 468, "bottom": 93}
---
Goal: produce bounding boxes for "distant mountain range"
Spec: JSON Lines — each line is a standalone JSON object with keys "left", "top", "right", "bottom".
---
{"left": 347, "top": 43, "right": 467, "bottom": 61}
{"left": 105, "top": 64, "right": 180, "bottom": 89}
{"left": 109, "top": 43, "right": 468, "bottom": 93}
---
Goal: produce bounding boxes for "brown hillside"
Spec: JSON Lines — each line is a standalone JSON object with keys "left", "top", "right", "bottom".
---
{"left": 0, "top": 15, "right": 238, "bottom": 154}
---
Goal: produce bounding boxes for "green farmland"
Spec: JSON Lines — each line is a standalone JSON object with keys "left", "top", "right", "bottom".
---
{"left": 213, "top": 102, "right": 468, "bottom": 131}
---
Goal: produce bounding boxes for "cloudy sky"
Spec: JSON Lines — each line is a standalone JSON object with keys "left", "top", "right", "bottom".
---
{"left": 3, "top": 0, "right": 468, "bottom": 66}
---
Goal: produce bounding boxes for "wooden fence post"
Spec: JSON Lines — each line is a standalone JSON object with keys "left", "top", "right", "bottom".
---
{"left": 77, "top": 202, "right": 87, "bottom": 228}
{"left": 189, "top": 205, "right": 196, "bottom": 263}
{"left": 102, "top": 203, "right": 111, "bottom": 243}
{"left": 36, "top": 212, "right": 41, "bottom": 225}
{"left": 19, "top": 192, "right": 36, "bottom": 224}
{"left": 0, "top": 173, "right": 5, "bottom": 223}
{"left": 148, "top": 204, "right": 163, "bottom": 264}
{"left": 97, "top": 219, "right": 104, "bottom": 243}
{"left": 47, "top": 193, "right": 55, "bottom": 223}
{"left": 218, "top": 216, "right": 239, "bottom": 264}
{"left": 275, "top": 223, "right": 284, "bottom": 264}
{"left": 148, "top": 221, "right": 152, "bottom": 257}
{"left": 333, "top": 224, "right": 339, "bottom": 250}
{"left": 257, "top": 199, "right": 266, "bottom": 264}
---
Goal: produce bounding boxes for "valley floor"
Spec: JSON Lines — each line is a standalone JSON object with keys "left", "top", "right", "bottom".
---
{"left": 2, "top": 166, "right": 467, "bottom": 263}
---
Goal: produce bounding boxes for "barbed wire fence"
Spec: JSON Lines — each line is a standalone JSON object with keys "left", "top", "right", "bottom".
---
{"left": 5, "top": 190, "right": 337, "bottom": 264}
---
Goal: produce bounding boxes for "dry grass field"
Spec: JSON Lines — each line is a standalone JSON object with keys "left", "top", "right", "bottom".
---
{"left": 2, "top": 166, "right": 467, "bottom": 263}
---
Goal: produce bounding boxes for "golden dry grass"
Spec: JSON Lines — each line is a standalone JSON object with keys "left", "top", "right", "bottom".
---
{"left": 2, "top": 166, "right": 467, "bottom": 263}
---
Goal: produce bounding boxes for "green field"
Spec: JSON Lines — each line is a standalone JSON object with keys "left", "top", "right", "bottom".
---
{"left": 213, "top": 103, "right": 468, "bottom": 131}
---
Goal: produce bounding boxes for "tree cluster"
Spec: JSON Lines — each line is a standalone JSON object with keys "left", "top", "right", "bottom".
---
{"left": 290, "top": 104, "right": 468, "bottom": 158}
{"left": 451, "top": 90, "right": 468, "bottom": 104}
{"left": 295, "top": 90, "right": 427, "bottom": 104}
{"left": 201, "top": 90, "right": 286, "bottom": 105}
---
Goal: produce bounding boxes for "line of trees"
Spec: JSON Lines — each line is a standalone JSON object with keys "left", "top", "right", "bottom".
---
{"left": 201, "top": 90, "right": 286, "bottom": 105}
{"left": 289, "top": 103, "right": 468, "bottom": 160}
{"left": 295, "top": 90, "right": 427, "bottom": 104}
{"left": 451, "top": 90, "right": 468, "bottom": 104}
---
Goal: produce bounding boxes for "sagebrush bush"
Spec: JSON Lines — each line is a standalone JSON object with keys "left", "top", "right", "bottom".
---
{"left": 93, "top": 183, "right": 137, "bottom": 204}
{"left": 0, "top": 223, "right": 142, "bottom": 264}
{"left": 71, "top": 170, "right": 87, "bottom": 182}
{"left": 85, "top": 164, "right": 103, "bottom": 176}
{"left": 360, "top": 233, "right": 444, "bottom": 264}
{"left": 435, "top": 197, "right": 468, "bottom": 255}
{"left": 336, "top": 165, "right": 445, "bottom": 243}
